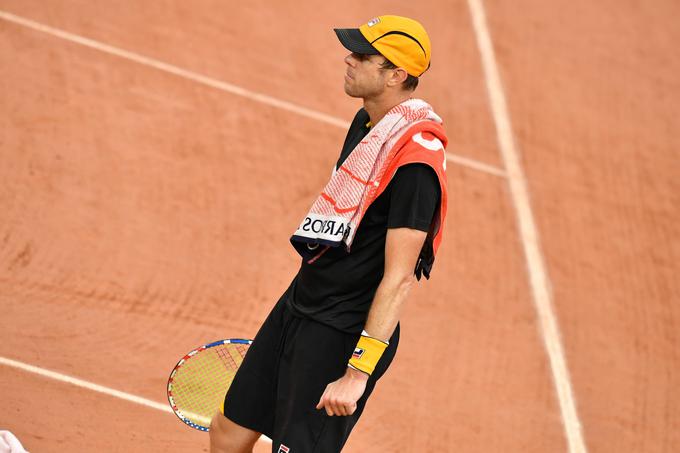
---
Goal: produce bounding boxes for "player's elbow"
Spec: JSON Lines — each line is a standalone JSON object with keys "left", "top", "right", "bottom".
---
{"left": 382, "top": 271, "right": 417, "bottom": 294}
{"left": 399, "top": 272, "right": 417, "bottom": 290}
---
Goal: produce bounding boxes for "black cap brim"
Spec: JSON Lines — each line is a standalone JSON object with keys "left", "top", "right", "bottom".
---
{"left": 334, "top": 28, "right": 380, "bottom": 55}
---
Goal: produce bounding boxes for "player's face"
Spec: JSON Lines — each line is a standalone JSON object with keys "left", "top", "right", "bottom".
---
{"left": 343, "top": 52, "right": 389, "bottom": 99}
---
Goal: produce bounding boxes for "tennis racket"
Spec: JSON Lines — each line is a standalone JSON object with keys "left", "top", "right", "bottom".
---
{"left": 167, "top": 338, "right": 252, "bottom": 431}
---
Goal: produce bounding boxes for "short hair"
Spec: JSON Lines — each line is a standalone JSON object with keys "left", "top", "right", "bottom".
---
{"left": 379, "top": 58, "right": 419, "bottom": 91}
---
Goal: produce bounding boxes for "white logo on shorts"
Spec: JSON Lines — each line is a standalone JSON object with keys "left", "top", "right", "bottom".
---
{"left": 278, "top": 444, "right": 290, "bottom": 453}
{"left": 367, "top": 18, "right": 380, "bottom": 27}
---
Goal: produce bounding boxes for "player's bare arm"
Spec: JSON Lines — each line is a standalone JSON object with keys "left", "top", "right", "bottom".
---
{"left": 316, "top": 227, "right": 428, "bottom": 416}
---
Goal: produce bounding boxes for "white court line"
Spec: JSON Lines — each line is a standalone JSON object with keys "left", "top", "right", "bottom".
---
{"left": 447, "top": 153, "right": 506, "bottom": 177}
{"left": 0, "top": 10, "right": 348, "bottom": 130}
{"left": 0, "top": 9, "right": 506, "bottom": 179}
{"left": 465, "top": 1, "right": 587, "bottom": 452}
{"left": 0, "top": 355, "right": 272, "bottom": 444}
{"left": 0, "top": 356, "right": 171, "bottom": 413}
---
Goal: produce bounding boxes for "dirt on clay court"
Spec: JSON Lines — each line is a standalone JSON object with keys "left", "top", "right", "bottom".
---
{"left": 0, "top": 0, "right": 679, "bottom": 452}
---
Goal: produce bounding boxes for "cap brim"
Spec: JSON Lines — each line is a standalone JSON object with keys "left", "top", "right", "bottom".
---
{"left": 334, "top": 28, "right": 380, "bottom": 55}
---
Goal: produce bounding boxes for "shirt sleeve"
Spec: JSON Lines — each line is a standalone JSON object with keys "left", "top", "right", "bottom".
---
{"left": 387, "top": 163, "right": 441, "bottom": 232}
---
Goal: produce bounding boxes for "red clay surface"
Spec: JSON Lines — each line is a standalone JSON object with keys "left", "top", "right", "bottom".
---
{"left": 1, "top": 1, "right": 678, "bottom": 452}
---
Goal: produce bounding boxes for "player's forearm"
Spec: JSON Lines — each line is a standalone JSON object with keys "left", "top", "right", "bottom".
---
{"left": 363, "top": 273, "right": 416, "bottom": 342}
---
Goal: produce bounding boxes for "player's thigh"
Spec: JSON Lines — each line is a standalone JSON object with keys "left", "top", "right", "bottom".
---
{"left": 222, "top": 293, "right": 291, "bottom": 436}
{"left": 270, "top": 320, "right": 347, "bottom": 452}
{"left": 271, "top": 320, "right": 399, "bottom": 452}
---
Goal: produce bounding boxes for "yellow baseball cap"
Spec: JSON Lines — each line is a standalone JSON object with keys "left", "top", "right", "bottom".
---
{"left": 334, "top": 15, "right": 432, "bottom": 77}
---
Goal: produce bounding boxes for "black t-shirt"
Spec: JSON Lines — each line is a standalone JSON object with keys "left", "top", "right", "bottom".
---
{"left": 285, "top": 108, "right": 441, "bottom": 333}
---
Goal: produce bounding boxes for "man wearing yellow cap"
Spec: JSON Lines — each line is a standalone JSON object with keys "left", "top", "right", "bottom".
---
{"left": 210, "top": 15, "right": 448, "bottom": 453}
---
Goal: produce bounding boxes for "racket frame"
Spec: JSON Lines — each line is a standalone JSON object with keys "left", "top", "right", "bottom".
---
{"left": 167, "top": 338, "right": 252, "bottom": 431}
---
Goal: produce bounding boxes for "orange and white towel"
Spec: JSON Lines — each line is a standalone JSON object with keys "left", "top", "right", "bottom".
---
{"left": 291, "top": 98, "right": 448, "bottom": 277}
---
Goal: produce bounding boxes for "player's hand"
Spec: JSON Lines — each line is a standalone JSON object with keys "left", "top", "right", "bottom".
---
{"left": 316, "top": 367, "right": 369, "bottom": 416}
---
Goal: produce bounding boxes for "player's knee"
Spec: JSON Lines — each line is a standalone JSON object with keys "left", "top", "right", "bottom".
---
{"left": 209, "top": 412, "right": 226, "bottom": 435}
{"left": 209, "top": 413, "right": 232, "bottom": 452}
{"left": 209, "top": 412, "right": 259, "bottom": 453}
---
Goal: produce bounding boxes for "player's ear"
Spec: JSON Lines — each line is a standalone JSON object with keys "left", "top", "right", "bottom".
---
{"left": 386, "top": 67, "right": 409, "bottom": 88}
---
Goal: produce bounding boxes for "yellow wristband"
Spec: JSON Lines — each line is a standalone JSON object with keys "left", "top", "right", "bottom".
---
{"left": 348, "top": 332, "right": 388, "bottom": 376}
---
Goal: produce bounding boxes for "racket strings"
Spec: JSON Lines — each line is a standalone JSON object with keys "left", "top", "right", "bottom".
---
{"left": 216, "top": 344, "right": 244, "bottom": 370}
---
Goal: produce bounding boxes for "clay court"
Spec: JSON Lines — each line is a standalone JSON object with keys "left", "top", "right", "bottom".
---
{"left": 1, "top": 1, "right": 678, "bottom": 452}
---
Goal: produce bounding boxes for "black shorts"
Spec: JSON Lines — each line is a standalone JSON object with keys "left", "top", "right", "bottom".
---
{"left": 222, "top": 292, "right": 399, "bottom": 453}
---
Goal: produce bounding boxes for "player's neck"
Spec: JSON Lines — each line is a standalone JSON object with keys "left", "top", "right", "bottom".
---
{"left": 363, "top": 91, "right": 412, "bottom": 127}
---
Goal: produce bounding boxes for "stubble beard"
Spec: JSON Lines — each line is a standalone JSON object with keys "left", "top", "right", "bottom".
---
{"left": 344, "top": 78, "right": 383, "bottom": 100}
{"left": 343, "top": 78, "right": 362, "bottom": 98}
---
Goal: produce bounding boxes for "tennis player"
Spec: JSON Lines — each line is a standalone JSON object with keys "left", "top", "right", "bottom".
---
{"left": 210, "top": 15, "right": 448, "bottom": 453}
